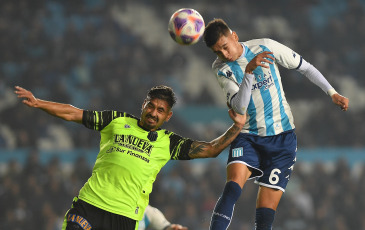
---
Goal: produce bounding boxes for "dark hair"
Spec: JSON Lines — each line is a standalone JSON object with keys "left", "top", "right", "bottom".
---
{"left": 203, "top": 18, "right": 231, "bottom": 48}
{"left": 147, "top": 85, "right": 177, "bottom": 108}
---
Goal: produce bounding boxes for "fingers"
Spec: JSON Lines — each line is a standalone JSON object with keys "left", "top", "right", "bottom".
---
{"left": 336, "top": 102, "right": 346, "bottom": 111}
{"left": 14, "top": 86, "right": 27, "bottom": 97}
{"left": 14, "top": 86, "right": 36, "bottom": 107}
{"left": 247, "top": 51, "right": 275, "bottom": 72}
{"left": 228, "top": 108, "right": 236, "bottom": 116}
{"left": 169, "top": 224, "right": 188, "bottom": 230}
{"left": 337, "top": 96, "right": 349, "bottom": 111}
{"left": 258, "top": 51, "right": 274, "bottom": 68}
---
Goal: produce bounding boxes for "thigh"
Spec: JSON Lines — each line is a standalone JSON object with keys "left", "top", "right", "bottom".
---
{"left": 255, "top": 131, "right": 297, "bottom": 192}
{"left": 227, "top": 133, "right": 263, "bottom": 179}
{"left": 226, "top": 163, "right": 252, "bottom": 188}
{"left": 256, "top": 186, "right": 283, "bottom": 210}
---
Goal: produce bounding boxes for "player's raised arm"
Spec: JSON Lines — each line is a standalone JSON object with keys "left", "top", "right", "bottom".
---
{"left": 188, "top": 109, "right": 245, "bottom": 159}
{"left": 14, "top": 86, "right": 83, "bottom": 123}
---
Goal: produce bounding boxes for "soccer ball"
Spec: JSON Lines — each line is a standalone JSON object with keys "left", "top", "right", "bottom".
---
{"left": 168, "top": 8, "right": 205, "bottom": 45}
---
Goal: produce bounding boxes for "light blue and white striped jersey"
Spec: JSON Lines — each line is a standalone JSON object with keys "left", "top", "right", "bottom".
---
{"left": 213, "top": 38, "right": 302, "bottom": 136}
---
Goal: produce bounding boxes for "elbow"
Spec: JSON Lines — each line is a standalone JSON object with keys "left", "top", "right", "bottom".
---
{"left": 233, "top": 107, "right": 246, "bottom": 115}
{"left": 208, "top": 147, "right": 221, "bottom": 158}
{"left": 209, "top": 151, "right": 220, "bottom": 158}
{"left": 203, "top": 147, "right": 220, "bottom": 159}
{"left": 230, "top": 99, "right": 247, "bottom": 115}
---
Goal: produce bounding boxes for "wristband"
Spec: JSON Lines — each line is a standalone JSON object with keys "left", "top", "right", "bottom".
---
{"left": 327, "top": 88, "right": 338, "bottom": 97}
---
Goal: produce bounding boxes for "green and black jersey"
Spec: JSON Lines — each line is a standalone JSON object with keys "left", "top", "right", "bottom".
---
{"left": 78, "top": 110, "right": 193, "bottom": 221}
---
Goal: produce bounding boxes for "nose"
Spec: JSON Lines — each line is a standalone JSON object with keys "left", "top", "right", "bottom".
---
{"left": 220, "top": 50, "right": 230, "bottom": 60}
{"left": 149, "top": 108, "right": 158, "bottom": 117}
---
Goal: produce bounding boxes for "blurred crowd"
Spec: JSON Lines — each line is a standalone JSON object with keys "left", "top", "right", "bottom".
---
{"left": 1, "top": 0, "right": 365, "bottom": 229}
{"left": 1, "top": 0, "right": 365, "bottom": 149}
{"left": 1, "top": 150, "right": 365, "bottom": 230}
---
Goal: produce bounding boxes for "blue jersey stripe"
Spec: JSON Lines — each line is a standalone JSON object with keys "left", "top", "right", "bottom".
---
{"left": 272, "top": 62, "right": 293, "bottom": 131}
{"left": 255, "top": 65, "right": 275, "bottom": 135}
{"left": 259, "top": 45, "right": 293, "bottom": 131}
{"left": 247, "top": 46, "right": 274, "bottom": 135}
{"left": 245, "top": 47, "right": 259, "bottom": 134}
{"left": 227, "top": 61, "right": 244, "bottom": 84}
{"left": 247, "top": 97, "right": 258, "bottom": 135}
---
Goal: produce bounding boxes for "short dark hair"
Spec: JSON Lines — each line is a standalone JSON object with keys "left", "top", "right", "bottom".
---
{"left": 203, "top": 18, "right": 231, "bottom": 48}
{"left": 147, "top": 85, "right": 177, "bottom": 108}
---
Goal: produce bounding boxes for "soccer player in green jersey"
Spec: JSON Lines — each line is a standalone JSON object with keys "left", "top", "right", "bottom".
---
{"left": 15, "top": 85, "right": 246, "bottom": 230}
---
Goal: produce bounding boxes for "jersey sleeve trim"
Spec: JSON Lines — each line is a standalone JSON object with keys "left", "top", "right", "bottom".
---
{"left": 82, "top": 110, "right": 128, "bottom": 131}
{"left": 168, "top": 132, "right": 194, "bottom": 160}
{"left": 295, "top": 56, "right": 303, "bottom": 70}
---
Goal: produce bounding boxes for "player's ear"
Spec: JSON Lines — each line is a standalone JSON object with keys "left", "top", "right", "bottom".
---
{"left": 141, "top": 99, "right": 147, "bottom": 110}
{"left": 165, "top": 111, "right": 173, "bottom": 122}
{"left": 232, "top": 31, "right": 239, "bottom": 41}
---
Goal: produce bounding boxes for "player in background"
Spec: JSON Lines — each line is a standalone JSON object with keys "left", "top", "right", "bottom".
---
{"left": 202, "top": 18, "right": 349, "bottom": 230}
{"left": 14, "top": 85, "right": 246, "bottom": 230}
{"left": 139, "top": 205, "right": 187, "bottom": 230}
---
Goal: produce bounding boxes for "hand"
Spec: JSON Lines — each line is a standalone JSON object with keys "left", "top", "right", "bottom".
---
{"left": 331, "top": 93, "right": 349, "bottom": 111}
{"left": 166, "top": 224, "right": 188, "bottom": 230}
{"left": 228, "top": 108, "right": 246, "bottom": 128}
{"left": 245, "top": 51, "right": 275, "bottom": 74}
{"left": 14, "top": 86, "right": 38, "bottom": 107}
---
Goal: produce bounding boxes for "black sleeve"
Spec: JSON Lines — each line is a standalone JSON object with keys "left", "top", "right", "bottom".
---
{"left": 169, "top": 132, "right": 194, "bottom": 160}
{"left": 82, "top": 110, "right": 125, "bottom": 131}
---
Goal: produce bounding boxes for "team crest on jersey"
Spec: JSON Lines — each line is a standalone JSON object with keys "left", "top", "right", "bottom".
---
{"left": 124, "top": 124, "right": 131, "bottom": 128}
{"left": 232, "top": 147, "right": 243, "bottom": 157}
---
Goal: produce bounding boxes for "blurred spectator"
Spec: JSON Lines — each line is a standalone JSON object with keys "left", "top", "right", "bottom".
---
{"left": 0, "top": 154, "right": 363, "bottom": 230}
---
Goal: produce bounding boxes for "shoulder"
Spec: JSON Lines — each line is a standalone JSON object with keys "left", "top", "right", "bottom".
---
{"left": 243, "top": 38, "right": 278, "bottom": 47}
{"left": 212, "top": 57, "right": 225, "bottom": 71}
{"left": 212, "top": 58, "right": 232, "bottom": 79}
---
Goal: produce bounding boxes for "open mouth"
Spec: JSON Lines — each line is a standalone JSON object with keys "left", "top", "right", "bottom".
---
{"left": 147, "top": 116, "right": 157, "bottom": 123}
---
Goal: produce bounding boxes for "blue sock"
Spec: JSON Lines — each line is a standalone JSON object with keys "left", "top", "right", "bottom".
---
{"left": 210, "top": 181, "right": 242, "bottom": 230}
{"left": 255, "top": 208, "right": 276, "bottom": 230}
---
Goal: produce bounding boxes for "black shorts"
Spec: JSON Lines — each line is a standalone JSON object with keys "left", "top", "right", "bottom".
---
{"left": 62, "top": 197, "right": 137, "bottom": 230}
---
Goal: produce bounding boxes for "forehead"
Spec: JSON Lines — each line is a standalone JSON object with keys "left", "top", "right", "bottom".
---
{"left": 145, "top": 98, "right": 171, "bottom": 110}
{"left": 211, "top": 34, "right": 231, "bottom": 51}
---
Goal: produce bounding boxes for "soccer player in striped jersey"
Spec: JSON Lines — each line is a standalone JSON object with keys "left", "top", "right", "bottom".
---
{"left": 203, "top": 18, "right": 349, "bottom": 230}
{"left": 15, "top": 85, "right": 246, "bottom": 230}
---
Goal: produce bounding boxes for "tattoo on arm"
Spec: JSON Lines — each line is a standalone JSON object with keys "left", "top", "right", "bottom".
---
{"left": 218, "top": 125, "right": 240, "bottom": 145}
{"left": 210, "top": 124, "right": 241, "bottom": 152}
{"left": 189, "top": 124, "right": 242, "bottom": 158}
{"left": 189, "top": 142, "right": 209, "bottom": 157}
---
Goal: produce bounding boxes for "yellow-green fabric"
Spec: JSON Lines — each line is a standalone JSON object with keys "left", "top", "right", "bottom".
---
{"left": 78, "top": 111, "right": 192, "bottom": 221}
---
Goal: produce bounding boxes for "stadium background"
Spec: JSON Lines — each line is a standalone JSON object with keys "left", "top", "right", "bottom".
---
{"left": 1, "top": 0, "right": 365, "bottom": 229}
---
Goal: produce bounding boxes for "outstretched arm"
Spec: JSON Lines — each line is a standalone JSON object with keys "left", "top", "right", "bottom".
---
{"left": 188, "top": 109, "right": 245, "bottom": 159}
{"left": 296, "top": 60, "right": 349, "bottom": 111}
{"left": 14, "top": 86, "right": 83, "bottom": 123}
